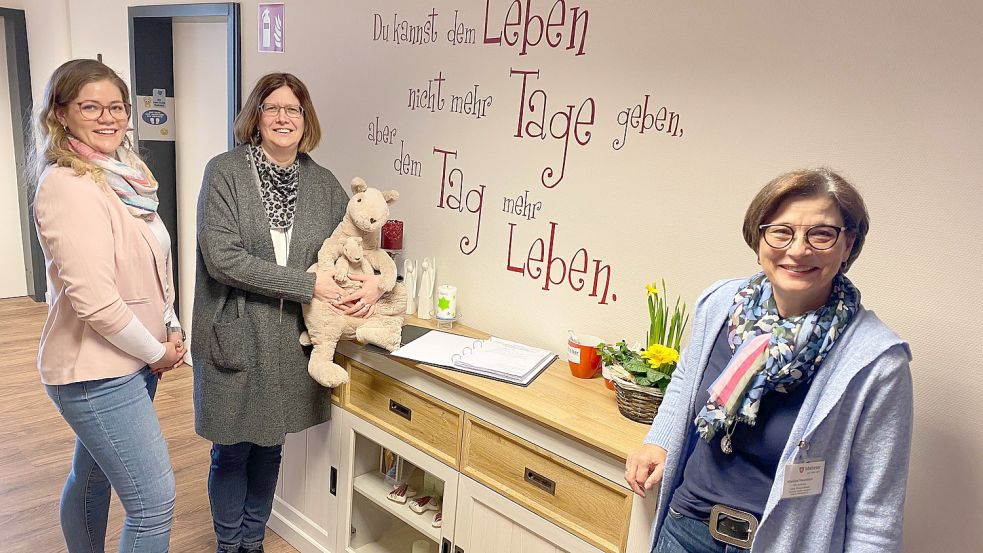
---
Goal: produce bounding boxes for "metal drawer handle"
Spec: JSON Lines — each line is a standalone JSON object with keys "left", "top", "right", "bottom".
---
{"left": 524, "top": 467, "right": 556, "bottom": 495}
{"left": 388, "top": 399, "right": 412, "bottom": 421}
{"left": 441, "top": 538, "right": 452, "bottom": 553}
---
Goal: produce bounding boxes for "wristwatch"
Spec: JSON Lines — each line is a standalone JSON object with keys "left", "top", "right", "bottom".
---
{"left": 166, "top": 325, "right": 186, "bottom": 342}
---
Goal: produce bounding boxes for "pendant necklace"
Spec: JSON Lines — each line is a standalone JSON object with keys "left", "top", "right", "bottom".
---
{"left": 720, "top": 423, "right": 737, "bottom": 454}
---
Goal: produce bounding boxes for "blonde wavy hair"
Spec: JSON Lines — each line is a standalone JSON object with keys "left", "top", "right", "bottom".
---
{"left": 29, "top": 59, "right": 133, "bottom": 190}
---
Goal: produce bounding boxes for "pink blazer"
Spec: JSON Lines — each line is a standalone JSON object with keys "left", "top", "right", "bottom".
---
{"left": 34, "top": 166, "right": 174, "bottom": 385}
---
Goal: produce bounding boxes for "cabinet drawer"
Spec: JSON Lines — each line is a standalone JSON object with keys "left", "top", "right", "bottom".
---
{"left": 462, "top": 416, "right": 631, "bottom": 553}
{"left": 344, "top": 359, "right": 463, "bottom": 467}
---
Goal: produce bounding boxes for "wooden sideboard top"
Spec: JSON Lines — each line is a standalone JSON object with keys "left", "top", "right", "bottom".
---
{"left": 346, "top": 315, "right": 651, "bottom": 462}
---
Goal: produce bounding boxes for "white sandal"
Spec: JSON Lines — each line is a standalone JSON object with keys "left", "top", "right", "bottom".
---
{"left": 386, "top": 483, "right": 417, "bottom": 504}
{"left": 409, "top": 495, "right": 441, "bottom": 514}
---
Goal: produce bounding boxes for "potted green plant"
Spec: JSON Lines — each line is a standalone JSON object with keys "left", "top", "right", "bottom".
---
{"left": 602, "top": 281, "right": 688, "bottom": 423}
{"left": 597, "top": 340, "right": 641, "bottom": 389}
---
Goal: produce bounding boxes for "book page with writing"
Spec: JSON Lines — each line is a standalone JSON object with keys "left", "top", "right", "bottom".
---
{"left": 453, "top": 337, "right": 555, "bottom": 378}
{"left": 389, "top": 330, "right": 478, "bottom": 368}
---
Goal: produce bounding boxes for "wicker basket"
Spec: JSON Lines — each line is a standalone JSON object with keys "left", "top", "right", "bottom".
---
{"left": 612, "top": 377, "right": 665, "bottom": 424}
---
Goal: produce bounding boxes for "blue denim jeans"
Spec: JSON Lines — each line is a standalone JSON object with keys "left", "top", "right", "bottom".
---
{"left": 208, "top": 442, "right": 283, "bottom": 552}
{"left": 45, "top": 367, "right": 175, "bottom": 553}
{"left": 655, "top": 508, "right": 751, "bottom": 553}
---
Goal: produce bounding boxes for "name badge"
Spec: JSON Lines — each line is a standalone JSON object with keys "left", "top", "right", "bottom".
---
{"left": 782, "top": 460, "right": 825, "bottom": 499}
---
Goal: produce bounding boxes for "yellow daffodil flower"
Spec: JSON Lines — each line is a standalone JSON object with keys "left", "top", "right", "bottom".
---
{"left": 641, "top": 343, "right": 679, "bottom": 369}
{"left": 645, "top": 282, "right": 660, "bottom": 297}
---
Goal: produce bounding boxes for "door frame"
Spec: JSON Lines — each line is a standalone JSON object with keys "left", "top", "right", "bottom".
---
{"left": 1, "top": 8, "right": 43, "bottom": 301}
{"left": 127, "top": 3, "right": 240, "bottom": 317}
{"left": 128, "top": 2, "right": 241, "bottom": 150}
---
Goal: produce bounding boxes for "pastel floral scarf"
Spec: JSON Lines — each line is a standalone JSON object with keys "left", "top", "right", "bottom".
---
{"left": 694, "top": 272, "right": 859, "bottom": 447}
{"left": 68, "top": 137, "right": 159, "bottom": 218}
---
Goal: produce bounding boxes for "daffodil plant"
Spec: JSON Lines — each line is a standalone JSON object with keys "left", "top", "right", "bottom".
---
{"left": 599, "top": 281, "right": 688, "bottom": 391}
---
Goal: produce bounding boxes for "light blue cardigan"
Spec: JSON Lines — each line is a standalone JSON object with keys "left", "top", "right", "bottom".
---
{"left": 645, "top": 278, "right": 913, "bottom": 553}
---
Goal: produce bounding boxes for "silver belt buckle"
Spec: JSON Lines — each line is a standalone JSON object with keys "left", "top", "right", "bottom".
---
{"left": 708, "top": 504, "right": 758, "bottom": 549}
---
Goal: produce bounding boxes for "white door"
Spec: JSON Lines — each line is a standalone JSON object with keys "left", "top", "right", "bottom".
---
{"left": 172, "top": 15, "right": 228, "bottom": 350}
{"left": 0, "top": 19, "right": 28, "bottom": 299}
{"left": 271, "top": 403, "right": 342, "bottom": 552}
{"left": 453, "top": 475, "right": 604, "bottom": 553}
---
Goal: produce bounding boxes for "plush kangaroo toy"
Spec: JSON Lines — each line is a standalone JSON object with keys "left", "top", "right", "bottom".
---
{"left": 300, "top": 177, "right": 407, "bottom": 387}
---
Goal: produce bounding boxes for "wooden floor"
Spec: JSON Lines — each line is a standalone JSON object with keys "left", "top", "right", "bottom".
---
{"left": 0, "top": 297, "right": 299, "bottom": 553}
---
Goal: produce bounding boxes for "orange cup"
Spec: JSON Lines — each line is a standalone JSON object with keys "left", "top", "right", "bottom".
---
{"left": 567, "top": 333, "right": 603, "bottom": 378}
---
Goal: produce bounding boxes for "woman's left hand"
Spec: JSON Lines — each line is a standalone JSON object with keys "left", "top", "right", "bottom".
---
{"left": 340, "top": 273, "right": 383, "bottom": 318}
{"left": 152, "top": 332, "right": 187, "bottom": 379}
{"left": 168, "top": 330, "right": 185, "bottom": 353}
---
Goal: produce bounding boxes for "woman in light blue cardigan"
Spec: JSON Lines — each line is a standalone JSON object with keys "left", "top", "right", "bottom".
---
{"left": 627, "top": 169, "right": 913, "bottom": 553}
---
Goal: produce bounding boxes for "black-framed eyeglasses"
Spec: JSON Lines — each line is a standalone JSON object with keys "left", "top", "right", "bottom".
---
{"left": 259, "top": 103, "right": 304, "bottom": 119}
{"left": 759, "top": 224, "right": 849, "bottom": 251}
{"left": 74, "top": 101, "right": 131, "bottom": 121}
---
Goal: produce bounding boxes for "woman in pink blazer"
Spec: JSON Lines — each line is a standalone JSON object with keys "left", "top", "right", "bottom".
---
{"left": 32, "top": 59, "right": 185, "bottom": 553}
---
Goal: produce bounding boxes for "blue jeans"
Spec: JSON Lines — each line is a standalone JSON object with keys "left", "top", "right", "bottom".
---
{"left": 208, "top": 442, "right": 283, "bottom": 551}
{"left": 655, "top": 508, "right": 751, "bottom": 553}
{"left": 45, "top": 367, "right": 175, "bottom": 553}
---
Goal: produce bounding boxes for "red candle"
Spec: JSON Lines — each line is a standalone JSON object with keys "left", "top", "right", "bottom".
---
{"left": 381, "top": 219, "right": 403, "bottom": 250}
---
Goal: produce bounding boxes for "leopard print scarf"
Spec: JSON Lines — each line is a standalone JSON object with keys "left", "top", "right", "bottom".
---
{"left": 249, "top": 144, "right": 299, "bottom": 230}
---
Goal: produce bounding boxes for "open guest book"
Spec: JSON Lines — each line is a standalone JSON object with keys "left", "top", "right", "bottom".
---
{"left": 387, "top": 326, "right": 556, "bottom": 387}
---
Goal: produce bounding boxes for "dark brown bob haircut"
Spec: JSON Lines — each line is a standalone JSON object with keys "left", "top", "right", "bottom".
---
{"left": 233, "top": 72, "right": 321, "bottom": 153}
{"left": 742, "top": 168, "right": 869, "bottom": 272}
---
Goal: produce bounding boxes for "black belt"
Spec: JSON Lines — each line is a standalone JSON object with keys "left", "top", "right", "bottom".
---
{"left": 707, "top": 504, "right": 758, "bottom": 549}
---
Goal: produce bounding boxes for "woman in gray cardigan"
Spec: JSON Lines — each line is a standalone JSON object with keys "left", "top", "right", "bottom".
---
{"left": 626, "top": 169, "right": 912, "bottom": 552}
{"left": 192, "top": 73, "right": 384, "bottom": 553}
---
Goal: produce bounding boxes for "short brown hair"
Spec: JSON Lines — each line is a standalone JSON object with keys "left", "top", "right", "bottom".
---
{"left": 234, "top": 73, "right": 321, "bottom": 153}
{"left": 742, "top": 168, "right": 869, "bottom": 272}
{"left": 30, "top": 59, "right": 131, "bottom": 186}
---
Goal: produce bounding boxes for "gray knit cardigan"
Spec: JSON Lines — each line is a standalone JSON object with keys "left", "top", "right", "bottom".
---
{"left": 192, "top": 146, "right": 348, "bottom": 446}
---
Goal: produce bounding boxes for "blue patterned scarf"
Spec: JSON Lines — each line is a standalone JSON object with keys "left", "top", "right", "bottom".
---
{"left": 694, "top": 272, "right": 860, "bottom": 446}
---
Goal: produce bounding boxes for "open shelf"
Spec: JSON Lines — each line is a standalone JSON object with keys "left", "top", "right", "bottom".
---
{"left": 348, "top": 489, "right": 436, "bottom": 553}
{"left": 353, "top": 471, "right": 441, "bottom": 542}
{"left": 351, "top": 522, "right": 432, "bottom": 553}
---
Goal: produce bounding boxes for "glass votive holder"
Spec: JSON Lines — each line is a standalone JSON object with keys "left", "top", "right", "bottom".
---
{"left": 381, "top": 219, "right": 403, "bottom": 250}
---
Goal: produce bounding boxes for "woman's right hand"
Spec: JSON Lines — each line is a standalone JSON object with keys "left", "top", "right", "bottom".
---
{"left": 150, "top": 341, "right": 184, "bottom": 371}
{"left": 625, "top": 444, "right": 668, "bottom": 498}
{"left": 314, "top": 271, "right": 348, "bottom": 314}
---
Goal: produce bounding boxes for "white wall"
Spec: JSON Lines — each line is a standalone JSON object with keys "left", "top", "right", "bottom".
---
{"left": 34, "top": 1, "right": 983, "bottom": 551}
{"left": 0, "top": 1, "right": 72, "bottom": 303}
{"left": 0, "top": 1, "right": 72, "bottom": 299}
{"left": 1, "top": 0, "right": 72, "bottom": 101}
{"left": 244, "top": 4, "right": 983, "bottom": 552}
{"left": 67, "top": 0, "right": 200, "bottom": 84}
{"left": 172, "top": 16, "right": 228, "bottom": 350}
{"left": 0, "top": 17, "right": 28, "bottom": 298}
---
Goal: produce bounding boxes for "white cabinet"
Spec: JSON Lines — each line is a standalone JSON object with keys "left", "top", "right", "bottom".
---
{"left": 454, "top": 475, "right": 604, "bottom": 553}
{"left": 272, "top": 355, "right": 645, "bottom": 553}
{"left": 336, "top": 411, "right": 459, "bottom": 553}
{"left": 270, "top": 403, "right": 343, "bottom": 553}
{"left": 335, "top": 411, "right": 603, "bottom": 553}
